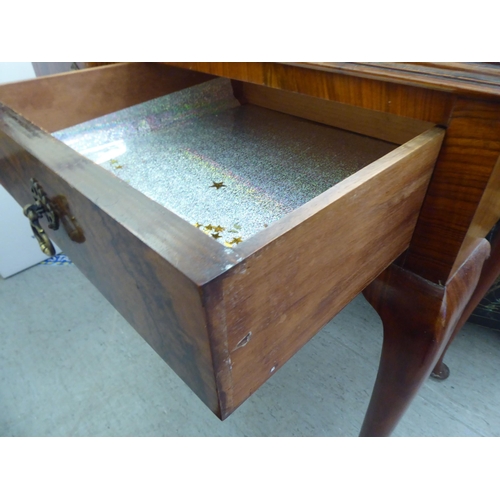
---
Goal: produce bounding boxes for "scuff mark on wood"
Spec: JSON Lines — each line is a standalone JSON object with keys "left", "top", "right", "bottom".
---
{"left": 232, "top": 331, "right": 252, "bottom": 352}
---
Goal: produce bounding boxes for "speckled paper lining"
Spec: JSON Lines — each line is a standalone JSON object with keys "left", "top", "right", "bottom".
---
{"left": 53, "top": 78, "right": 396, "bottom": 246}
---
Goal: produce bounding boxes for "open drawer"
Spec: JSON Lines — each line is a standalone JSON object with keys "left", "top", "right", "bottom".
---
{"left": 0, "top": 63, "right": 444, "bottom": 419}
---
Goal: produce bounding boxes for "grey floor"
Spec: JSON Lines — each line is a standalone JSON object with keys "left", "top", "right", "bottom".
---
{"left": 1, "top": 262, "right": 499, "bottom": 437}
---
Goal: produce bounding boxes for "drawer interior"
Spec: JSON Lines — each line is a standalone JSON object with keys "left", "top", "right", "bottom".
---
{"left": 52, "top": 77, "right": 397, "bottom": 246}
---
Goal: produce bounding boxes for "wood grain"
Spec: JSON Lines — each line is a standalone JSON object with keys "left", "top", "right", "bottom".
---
{"left": 361, "top": 238, "right": 490, "bottom": 436}
{"left": 165, "top": 63, "right": 500, "bottom": 286}
{"left": 298, "top": 63, "right": 500, "bottom": 99}
{"left": 403, "top": 98, "right": 500, "bottom": 283}
{"left": 403, "top": 62, "right": 500, "bottom": 79}
{"left": 0, "top": 103, "right": 233, "bottom": 417}
{"left": 203, "top": 128, "right": 445, "bottom": 418}
{"left": 0, "top": 104, "right": 234, "bottom": 283}
{"left": 165, "top": 63, "right": 455, "bottom": 125}
{"left": 0, "top": 63, "right": 213, "bottom": 133}
{"left": 450, "top": 155, "right": 500, "bottom": 276}
{"left": 433, "top": 228, "right": 500, "bottom": 379}
{"left": 232, "top": 80, "right": 435, "bottom": 145}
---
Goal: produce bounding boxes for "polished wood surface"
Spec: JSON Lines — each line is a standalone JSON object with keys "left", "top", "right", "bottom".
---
{"left": 0, "top": 63, "right": 213, "bottom": 133}
{"left": 204, "top": 129, "right": 444, "bottom": 417}
{"left": 0, "top": 104, "right": 224, "bottom": 415}
{"left": 299, "top": 63, "right": 500, "bottom": 98}
{"left": 361, "top": 238, "right": 490, "bottom": 436}
{"left": 403, "top": 98, "right": 500, "bottom": 283}
{"left": 231, "top": 80, "right": 435, "bottom": 145}
{"left": 166, "top": 62, "right": 456, "bottom": 124}
{"left": 455, "top": 155, "right": 500, "bottom": 274}
{"left": 432, "top": 228, "right": 500, "bottom": 379}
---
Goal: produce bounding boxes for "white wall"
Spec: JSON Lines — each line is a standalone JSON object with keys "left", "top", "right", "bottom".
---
{"left": 0, "top": 62, "right": 36, "bottom": 84}
{"left": 0, "top": 62, "right": 60, "bottom": 278}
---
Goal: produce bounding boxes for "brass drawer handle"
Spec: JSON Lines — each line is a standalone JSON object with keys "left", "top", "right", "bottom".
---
{"left": 22, "top": 178, "right": 85, "bottom": 257}
{"left": 23, "top": 179, "right": 59, "bottom": 256}
{"left": 23, "top": 204, "right": 57, "bottom": 256}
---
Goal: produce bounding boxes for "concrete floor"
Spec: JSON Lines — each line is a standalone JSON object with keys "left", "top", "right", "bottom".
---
{"left": 1, "top": 262, "right": 499, "bottom": 437}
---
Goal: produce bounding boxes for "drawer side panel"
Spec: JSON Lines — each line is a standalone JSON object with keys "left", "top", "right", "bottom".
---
{"left": 0, "top": 63, "right": 214, "bottom": 133}
{"left": 205, "top": 128, "right": 445, "bottom": 418}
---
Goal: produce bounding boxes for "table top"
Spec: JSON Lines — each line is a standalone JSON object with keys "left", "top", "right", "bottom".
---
{"left": 291, "top": 63, "right": 500, "bottom": 98}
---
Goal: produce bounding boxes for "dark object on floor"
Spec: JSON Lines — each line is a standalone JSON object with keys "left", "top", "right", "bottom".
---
{"left": 468, "top": 224, "right": 500, "bottom": 332}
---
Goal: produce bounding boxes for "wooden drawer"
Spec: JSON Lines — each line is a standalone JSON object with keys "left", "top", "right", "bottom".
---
{"left": 0, "top": 63, "right": 444, "bottom": 419}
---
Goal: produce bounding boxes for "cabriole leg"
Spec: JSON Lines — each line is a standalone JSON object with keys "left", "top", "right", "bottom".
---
{"left": 360, "top": 239, "right": 490, "bottom": 437}
{"left": 432, "top": 229, "right": 500, "bottom": 380}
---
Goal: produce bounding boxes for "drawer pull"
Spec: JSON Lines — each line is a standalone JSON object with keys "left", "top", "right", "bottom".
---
{"left": 23, "top": 203, "right": 57, "bottom": 256}
{"left": 23, "top": 179, "right": 59, "bottom": 256}
{"left": 22, "top": 178, "right": 85, "bottom": 257}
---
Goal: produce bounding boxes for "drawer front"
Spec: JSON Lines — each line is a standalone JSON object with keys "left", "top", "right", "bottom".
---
{"left": 0, "top": 101, "right": 225, "bottom": 417}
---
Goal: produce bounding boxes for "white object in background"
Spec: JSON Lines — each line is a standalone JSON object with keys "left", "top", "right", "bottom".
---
{"left": 0, "top": 62, "right": 60, "bottom": 278}
{"left": 0, "top": 186, "right": 61, "bottom": 278}
{"left": 0, "top": 61, "right": 36, "bottom": 84}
